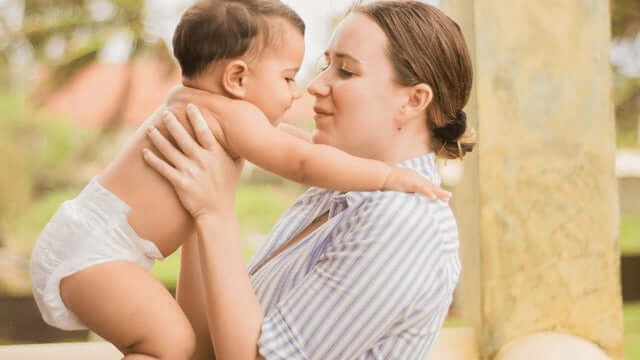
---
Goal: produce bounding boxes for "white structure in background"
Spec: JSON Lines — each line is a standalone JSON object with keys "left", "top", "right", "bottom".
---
{"left": 611, "top": 34, "right": 640, "bottom": 77}
{"left": 438, "top": 159, "right": 464, "bottom": 187}
{"left": 617, "top": 149, "right": 640, "bottom": 177}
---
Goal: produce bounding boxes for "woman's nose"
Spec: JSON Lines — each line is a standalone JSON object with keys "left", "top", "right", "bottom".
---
{"left": 307, "top": 73, "right": 330, "bottom": 98}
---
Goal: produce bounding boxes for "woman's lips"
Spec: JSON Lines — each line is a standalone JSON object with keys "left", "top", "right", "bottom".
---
{"left": 313, "top": 112, "right": 332, "bottom": 121}
{"left": 313, "top": 107, "right": 333, "bottom": 121}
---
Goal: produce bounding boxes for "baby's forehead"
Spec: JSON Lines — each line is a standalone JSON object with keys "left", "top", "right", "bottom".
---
{"left": 250, "top": 19, "right": 304, "bottom": 67}
{"left": 260, "top": 17, "right": 305, "bottom": 51}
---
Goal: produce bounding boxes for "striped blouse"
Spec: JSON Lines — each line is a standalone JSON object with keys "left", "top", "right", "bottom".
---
{"left": 249, "top": 153, "right": 461, "bottom": 359}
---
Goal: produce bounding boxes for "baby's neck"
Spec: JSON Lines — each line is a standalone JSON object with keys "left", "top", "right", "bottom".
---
{"left": 181, "top": 76, "right": 224, "bottom": 96}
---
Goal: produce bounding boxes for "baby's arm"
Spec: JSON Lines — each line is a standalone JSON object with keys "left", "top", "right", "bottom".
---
{"left": 165, "top": 86, "right": 449, "bottom": 199}
{"left": 277, "top": 123, "right": 313, "bottom": 143}
{"left": 210, "top": 100, "right": 448, "bottom": 199}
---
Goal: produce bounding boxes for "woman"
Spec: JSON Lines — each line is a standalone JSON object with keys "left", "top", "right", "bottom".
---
{"left": 144, "top": 1, "right": 475, "bottom": 359}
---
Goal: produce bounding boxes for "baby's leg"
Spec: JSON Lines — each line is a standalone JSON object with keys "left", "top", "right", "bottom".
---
{"left": 60, "top": 260, "right": 195, "bottom": 359}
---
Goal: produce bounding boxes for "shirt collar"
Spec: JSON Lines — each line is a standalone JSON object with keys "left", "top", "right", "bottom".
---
{"left": 396, "top": 152, "right": 440, "bottom": 184}
{"left": 343, "top": 152, "right": 440, "bottom": 209}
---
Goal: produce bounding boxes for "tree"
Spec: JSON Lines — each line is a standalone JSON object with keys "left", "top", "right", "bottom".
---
{"left": 0, "top": 0, "right": 173, "bottom": 129}
{"left": 611, "top": 0, "right": 640, "bottom": 147}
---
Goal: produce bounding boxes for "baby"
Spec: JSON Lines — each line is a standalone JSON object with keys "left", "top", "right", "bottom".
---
{"left": 30, "top": 0, "right": 449, "bottom": 358}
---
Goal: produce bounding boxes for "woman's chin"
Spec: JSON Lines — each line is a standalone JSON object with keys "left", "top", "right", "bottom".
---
{"left": 311, "top": 131, "right": 330, "bottom": 146}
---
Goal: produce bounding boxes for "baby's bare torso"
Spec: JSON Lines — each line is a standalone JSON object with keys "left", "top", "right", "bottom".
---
{"left": 99, "top": 105, "right": 200, "bottom": 257}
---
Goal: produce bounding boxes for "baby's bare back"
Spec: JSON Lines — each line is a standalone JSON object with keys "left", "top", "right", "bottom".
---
{"left": 99, "top": 105, "right": 199, "bottom": 257}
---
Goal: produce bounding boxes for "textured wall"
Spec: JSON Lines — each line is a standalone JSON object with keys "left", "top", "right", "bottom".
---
{"left": 441, "top": 1, "right": 623, "bottom": 358}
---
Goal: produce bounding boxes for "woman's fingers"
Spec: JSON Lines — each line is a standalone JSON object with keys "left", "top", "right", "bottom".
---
{"left": 147, "top": 125, "right": 188, "bottom": 169}
{"left": 186, "top": 103, "right": 217, "bottom": 149}
{"left": 163, "top": 110, "right": 201, "bottom": 158}
{"left": 142, "top": 148, "right": 182, "bottom": 185}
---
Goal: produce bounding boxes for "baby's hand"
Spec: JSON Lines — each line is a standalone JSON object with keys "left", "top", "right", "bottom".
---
{"left": 383, "top": 167, "right": 451, "bottom": 202}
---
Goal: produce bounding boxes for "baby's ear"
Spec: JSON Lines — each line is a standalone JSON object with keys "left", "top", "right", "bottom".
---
{"left": 222, "top": 60, "right": 250, "bottom": 98}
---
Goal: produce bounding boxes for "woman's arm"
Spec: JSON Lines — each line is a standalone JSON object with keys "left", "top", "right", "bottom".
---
{"left": 175, "top": 234, "right": 216, "bottom": 360}
{"left": 143, "top": 106, "right": 264, "bottom": 360}
{"left": 194, "top": 211, "right": 264, "bottom": 360}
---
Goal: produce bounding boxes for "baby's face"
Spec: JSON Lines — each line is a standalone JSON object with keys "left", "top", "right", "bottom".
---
{"left": 243, "top": 21, "right": 305, "bottom": 125}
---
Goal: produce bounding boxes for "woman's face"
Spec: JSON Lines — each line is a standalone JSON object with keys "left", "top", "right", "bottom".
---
{"left": 307, "top": 13, "right": 408, "bottom": 161}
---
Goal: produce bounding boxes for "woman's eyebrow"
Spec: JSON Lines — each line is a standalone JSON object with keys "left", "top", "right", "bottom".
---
{"left": 324, "top": 51, "right": 361, "bottom": 64}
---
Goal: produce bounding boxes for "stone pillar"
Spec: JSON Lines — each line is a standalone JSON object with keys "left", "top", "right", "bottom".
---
{"left": 440, "top": 1, "right": 623, "bottom": 359}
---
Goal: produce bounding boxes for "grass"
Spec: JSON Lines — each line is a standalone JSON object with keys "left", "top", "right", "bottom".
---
{"left": 150, "top": 250, "right": 182, "bottom": 288}
{"left": 625, "top": 303, "right": 640, "bottom": 360}
{"left": 621, "top": 215, "right": 640, "bottom": 255}
{"left": 11, "top": 189, "right": 77, "bottom": 253}
{"left": 150, "top": 182, "right": 304, "bottom": 287}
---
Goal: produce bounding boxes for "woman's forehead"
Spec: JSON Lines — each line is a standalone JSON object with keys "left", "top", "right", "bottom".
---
{"left": 327, "top": 13, "right": 388, "bottom": 63}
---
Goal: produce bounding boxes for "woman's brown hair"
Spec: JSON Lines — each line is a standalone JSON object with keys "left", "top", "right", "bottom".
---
{"left": 352, "top": 1, "right": 476, "bottom": 160}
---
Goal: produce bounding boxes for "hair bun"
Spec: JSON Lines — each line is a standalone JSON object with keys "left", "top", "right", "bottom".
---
{"left": 433, "top": 110, "right": 467, "bottom": 143}
{"left": 455, "top": 109, "right": 467, "bottom": 123}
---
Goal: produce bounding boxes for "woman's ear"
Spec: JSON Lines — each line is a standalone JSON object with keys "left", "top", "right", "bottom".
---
{"left": 222, "top": 60, "right": 250, "bottom": 98}
{"left": 396, "top": 83, "right": 433, "bottom": 129}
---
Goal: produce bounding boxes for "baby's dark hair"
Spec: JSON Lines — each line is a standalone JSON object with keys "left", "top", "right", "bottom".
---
{"left": 173, "top": 0, "right": 305, "bottom": 78}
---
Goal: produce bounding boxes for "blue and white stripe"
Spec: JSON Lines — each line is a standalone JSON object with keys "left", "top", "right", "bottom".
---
{"left": 249, "top": 152, "right": 461, "bottom": 359}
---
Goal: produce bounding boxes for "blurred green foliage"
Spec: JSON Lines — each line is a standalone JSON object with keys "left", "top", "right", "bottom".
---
{"left": 612, "top": 0, "right": 640, "bottom": 148}
{"left": 4, "top": 0, "right": 168, "bottom": 90}
{"left": 0, "top": 0, "right": 173, "bottom": 133}
{"left": 620, "top": 215, "right": 640, "bottom": 255}
{"left": 625, "top": 303, "right": 640, "bottom": 359}
{"left": 0, "top": 91, "right": 92, "bottom": 254}
{"left": 151, "top": 182, "right": 305, "bottom": 287}
{"left": 612, "top": 0, "right": 640, "bottom": 38}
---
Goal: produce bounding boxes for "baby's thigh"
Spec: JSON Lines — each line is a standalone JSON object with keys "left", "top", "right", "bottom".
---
{"left": 60, "top": 260, "right": 195, "bottom": 356}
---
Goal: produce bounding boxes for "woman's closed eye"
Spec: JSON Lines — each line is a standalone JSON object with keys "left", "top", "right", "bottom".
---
{"left": 338, "top": 67, "right": 355, "bottom": 78}
{"left": 316, "top": 55, "right": 356, "bottom": 78}
{"left": 317, "top": 56, "right": 330, "bottom": 72}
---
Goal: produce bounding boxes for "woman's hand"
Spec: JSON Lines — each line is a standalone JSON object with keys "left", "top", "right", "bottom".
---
{"left": 166, "top": 85, "right": 261, "bottom": 125}
{"left": 143, "top": 103, "right": 244, "bottom": 220}
{"left": 383, "top": 167, "right": 452, "bottom": 202}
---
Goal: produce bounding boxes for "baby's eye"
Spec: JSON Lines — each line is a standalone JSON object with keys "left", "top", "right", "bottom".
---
{"left": 285, "top": 77, "right": 295, "bottom": 83}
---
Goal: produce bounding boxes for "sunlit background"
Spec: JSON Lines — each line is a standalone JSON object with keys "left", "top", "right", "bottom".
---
{"left": 0, "top": 0, "right": 638, "bottom": 357}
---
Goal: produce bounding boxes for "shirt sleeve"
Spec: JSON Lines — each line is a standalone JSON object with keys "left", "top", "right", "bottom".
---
{"left": 258, "top": 193, "right": 452, "bottom": 360}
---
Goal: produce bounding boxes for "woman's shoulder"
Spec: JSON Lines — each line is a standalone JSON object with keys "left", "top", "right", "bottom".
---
{"left": 343, "top": 190, "right": 455, "bottom": 234}
{"left": 349, "top": 188, "right": 449, "bottom": 211}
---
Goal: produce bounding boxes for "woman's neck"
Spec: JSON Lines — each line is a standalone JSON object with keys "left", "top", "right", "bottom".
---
{"left": 382, "top": 123, "right": 433, "bottom": 165}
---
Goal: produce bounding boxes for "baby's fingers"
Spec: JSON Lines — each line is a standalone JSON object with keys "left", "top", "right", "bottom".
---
{"left": 417, "top": 184, "right": 437, "bottom": 201}
{"left": 431, "top": 185, "right": 452, "bottom": 202}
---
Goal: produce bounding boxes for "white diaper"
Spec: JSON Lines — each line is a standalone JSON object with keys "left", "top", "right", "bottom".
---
{"left": 30, "top": 177, "right": 164, "bottom": 330}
